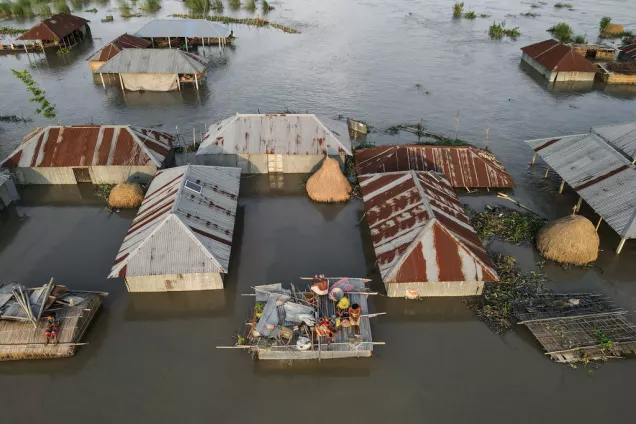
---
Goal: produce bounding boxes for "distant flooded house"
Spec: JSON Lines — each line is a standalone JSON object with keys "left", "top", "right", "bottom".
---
{"left": 196, "top": 114, "right": 353, "bottom": 173}
{"left": 521, "top": 39, "right": 598, "bottom": 82}
{"left": 0, "top": 171, "right": 19, "bottom": 210}
{"left": 0, "top": 125, "right": 174, "bottom": 185}
{"left": 571, "top": 44, "right": 617, "bottom": 61}
{"left": 108, "top": 165, "right": 241, "bottom": 292}
{"left": 17, "top": 13, "right": 90, "bottom": 51}
{"left": 134, "top": 19, "right": 233, "bottom": 48}
{"left": 597, "top": 62, "right": 636, "bottom": 85}
{"left": 354, "top": 145, "right": 515, "bottom": 188}
{"left": 95, "top": 49, "right": 210, "bottom": 91}
{"left": 359, "top": 170, "right": 498, "bottom": 298}
{"left": 86, "top": 34, "right": 150, "bottom": 72}
{"left": 619, "top": 44, "right": 636, "bottom": 61}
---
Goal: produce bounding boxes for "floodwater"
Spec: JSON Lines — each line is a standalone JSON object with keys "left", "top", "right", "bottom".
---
{"left": 1, "top": 0, "right": 636, "bottom": 422}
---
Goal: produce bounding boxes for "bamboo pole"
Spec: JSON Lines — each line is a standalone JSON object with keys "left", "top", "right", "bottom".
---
{"left": 118, "top": 73, "right": 125, "bottom": 91}
{"left": 100, "top": 73, "right": 106, "bottom": 90}
{"left": 616, "top": 238, "right": 627, "bottom": 255}
{"left": 531, "top": 152, "right": 536, "bottom": 166}
{"left": 596, "top": 217, "right": 603, "bottom": 231}
{"left": 168, "top": 37, "right": 171, "bottom": 49}
{"left": 544, "top": 167, "right": 550, "bottom": 178}
{"left": 558, "top": 179, "right": 565, "bottom": 193}
{"left": 485, "top": 126, "right": 489, "bottom": 150}
{"left": 195, "top": 73, "right": 199, "bottom": 90}
{"left": 574, "top": 197, "right": 583, "bottom": 212}
{"left": 36, "top": 278, "right": 54, "bottom": 321}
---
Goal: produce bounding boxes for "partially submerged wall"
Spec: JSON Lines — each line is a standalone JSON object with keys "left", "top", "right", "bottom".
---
{"left": 125, "top": 272, "right": 224, "bottom": 292}
{"left": 197, "top": 154, "right": 345, "bottom": 174}
{"left": 385, "top": 281, "right": 485, "bottom": 298}
{"left": 10, "top": 166, "right": 158, "bottom": 184}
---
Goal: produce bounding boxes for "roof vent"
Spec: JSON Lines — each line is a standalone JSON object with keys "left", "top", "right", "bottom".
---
{"left": 184, "top": 180, "right": 202, "bottom": 194}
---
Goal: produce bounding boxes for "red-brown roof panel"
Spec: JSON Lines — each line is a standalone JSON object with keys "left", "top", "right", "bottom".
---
{"left": 18, "top": 13, "right": 90, "bottom": 41}
{"left": 521, "top": 39, "right": 598, "bottom": 73}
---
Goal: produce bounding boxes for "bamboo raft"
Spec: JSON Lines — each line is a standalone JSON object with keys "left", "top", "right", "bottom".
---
{"left": 0, "top": 279, "right": 107, "bottom": 361}
{"left": 218, "top": 277, "right": 385, "bottom": 360}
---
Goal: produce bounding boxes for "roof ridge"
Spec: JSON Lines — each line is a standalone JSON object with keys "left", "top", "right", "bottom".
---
{"left": 411, "top": 170, "right": 434, "bottom": 218}
{"left": 170, "top": 164, "right": 189, "bottom": 214}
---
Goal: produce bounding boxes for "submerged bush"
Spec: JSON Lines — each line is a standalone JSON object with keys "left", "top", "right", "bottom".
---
{"left": 573, "top": 35, "right": 586, "bottom": 44}
{"left": 119, "top": 1, "right": 132, "bottom": 15}
{"left": 547, "top": 22, "right": 573, "bottom": 43}
{"left": 245, "top": 0, "right": 255, "bottom": 11}
{"left": 228, "top": 0, "right": 240, "bottom": 8}
{"left": 35, "top": 2, "right": 52, "bottom": 15}
{"left": 141, "top": 0, "right": 160, "bottom": 12}
{"left": 452, "top": 1, "right": 463, "bottom": 17}
{"left": 262, "top": 0, "right": 273, "bottom": 12}
{"left": 464, "top": 10, "right": 476, "bottom": 19}
{"left": 599, "top": 16, "right": 611, "bottom": 32}
{"left": 210, "top": 0, "right": 222, "bottom": 12}
{"left": 554, "top": 3, "right": 573, "bottom": 8}
{"left": 489, "top": 21, "right": 520, "bottom": 39}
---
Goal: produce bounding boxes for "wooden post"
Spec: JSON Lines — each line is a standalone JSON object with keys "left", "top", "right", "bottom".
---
{"left": 168, "top": 37, "right": 171, "bottom": 49}
{"left": 596, "top": 217, "right": 603, "bottom": 231}
{"left": 100, "top": 72, "right": 106, "bottom": 89}
{"left": 176, "top": 75, "right": 181, "bottom": 90}
{"left": 485, "top": 126, "right": 489, "bottom": 150}
{"left": 194, "top": 73, "right": 199, "bottom": 90}
{"left": 151, "top": 37, "right": 154, "bottom": 48}
{"left": 202, "top": 37, "right": 205, "bottom": 47}
{"left": 192, "top": 127, "right": 196, "bottom": 150}
{"left": 558, "top": 179, "right": 565, "bottom": 193}
{"left": 616, "top": 238, "right": 627, "bottom": 255}
{"left": 71, "top": 32, "right": 77, "bottom": 46}
{"left": 455, "top": 110, "right": 459, "bottom": 140}
{"left": 575, "top": 197, "right": 583, "bottom": 212}
{"left": 118, "top": 73, "right": 125, "bottom": 91}
{"left": 544, "top": 167, "right": 549, "bottom": 178}
{"left": 531, "top": 152, "right": 536, "bottom": 166}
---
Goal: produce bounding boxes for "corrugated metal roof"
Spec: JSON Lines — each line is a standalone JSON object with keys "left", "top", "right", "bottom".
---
{"left": 197, "top": 114, "right": 353, "bottom": 156}
{"left": 620, "top": 44, "right": 636, "bottom": 60}
{"left": 134, "top": 19, "right": 231, "bottom": 38}
{"left": 86, "top": 34, "right": 150, "bottom": 62}
{"left": 95, "top": 49, "right": 209, "bottom": 74}
{"left": 525, "top": 134, "right": 636, "bottom": 239}
{"left": 0, "top": 125, "right": 173, "bottom": 168}
{"left": 18, "top": 13, "right": 90, "bottom": 41}
{"left": 521, "top": 39, "right": 598, "bottom": 73}
{"left": 359, "top": 170, "right": 498, "bottom": 284}
{"left": 354, "top": 145, "right": 515, "bottom": 188}
{"left": 108, "top": 164, "right": 241, "bottom": 278}
{"left": 592, "top": 121, "right": 636, "bottom": 161}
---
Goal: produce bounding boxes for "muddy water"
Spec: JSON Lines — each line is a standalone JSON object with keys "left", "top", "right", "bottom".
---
{"left": 1, "top": 0, "right": 636, "bottom": 422}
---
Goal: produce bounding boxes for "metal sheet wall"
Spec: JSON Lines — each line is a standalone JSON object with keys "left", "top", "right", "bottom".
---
{"left": 385, "top": 281, "right": 485, "bottom": 298}
{"left": 125, "top": 272, "right": 224, "bottom": 292}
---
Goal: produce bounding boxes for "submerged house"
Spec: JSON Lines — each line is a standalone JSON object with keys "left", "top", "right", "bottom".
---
{"left": 619, "top": 44, "right": 636, "bottom": 61}
{"left": 134, "top": 19, "right": 233, "bottom": 48}
{"left": 571, "top": 44, "right": 617, "bottom": 61}
{"left": 0, "top": 125, "right": 174, "bottom": 185}
{"left": 108, "top": 165, "right": 241, "bottom": 292}
{"left": 196, "top": 114, "right": 353, "bottom": 173}
{"left": 17, "top": 13, "right": 90, "bottom": 51}
{"left": 95, "top": 49, "right": 210, "bottom": 91}
{"left": 354, "top": 145, "right": 515, "bottom": 188}
{"left": 521, "top": 39, "right": 598, "bottom": 82}
{"left": 0, "top": 171, "right": 19, "bottom": 210}
{"left": 359, "top": 170, "right": 498, "bottom": 298}
{"left": 86, "top": 33, "right": 150, "bottom": 72}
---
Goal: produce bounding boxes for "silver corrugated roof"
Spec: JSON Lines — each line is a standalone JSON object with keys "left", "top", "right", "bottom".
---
{"left": 108, "top": 164, "right": 241, "bottom": 278}
{"left": 95, "top": 49, "right": 209, "bottom": 74}
{"left": 134, "top": 19, "right": 231, "bottom": 38}
{"left": 526, "top": 134, "right": 636, "bottom": 239}
{"left": 592, "top": 121, "right": 636, "bottom": 161}
{"left": 197, "top": 114, "right": 353, "bottom": 156}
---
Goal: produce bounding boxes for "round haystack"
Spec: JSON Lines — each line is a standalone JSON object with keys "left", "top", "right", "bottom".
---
{"left": 108, "top": 182, "right": 144, "bottom": 208}
{"left": 604, "top": 23, "right": 624, "bottom": 35}
{"left": 536, "top": 215, "right": 599, "bottom": 265}
{"left": 306, "top": 157, "right": 352, "bottom": 203}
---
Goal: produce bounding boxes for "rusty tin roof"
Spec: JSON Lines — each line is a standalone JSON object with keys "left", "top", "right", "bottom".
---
{"left": 526, "top": 133, "right": 636, "bottom": 239}
{"left": 0, "top": 125, "right": 173, "bottom": 169}
{"left": 108, "top": 165, "right": 241, "bottom": 278}
{"left": 354, "top": 145, "right": 515, "bottom": 188}
{"left": 197, "top": 114, "right": 353, "bottom": 156}
{"left": 621, "top": 44, "right": 636, "bottom": 60}
{"left": 18, "top": 13, "right": 90, "bottom": 41}
{"left": 521, "top": 39, "right": 598, "bottom": 73}
{"left": 359, "top": 171, "right": 498, "bottom": 284}
{"left": 86, "top": 34, "right": 150, "bottom": 63}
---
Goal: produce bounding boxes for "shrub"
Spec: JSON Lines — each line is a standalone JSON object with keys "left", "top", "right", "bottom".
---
{"left": 599, "top": 16, "right": 611, "bottom": 32}
{"left": 547, "top": 22, "right": 573, "bottom": 43}
{"left": 35, "top": 2, "right": 51, "bottom": 15}
{"left": 245, "top": 0, "right": 255, "bottom": 11}
{"left": 452, "top": 1, "right": 463, "bottom": 17}
{"left": 210, "top": 0, "right": 222, "bottom": 12}
{"left": 573, "top": 35, "right": 586, "bottom": 44}
{"left": 185, "top": 0, "right": 209, "bottom": 13}
{"left": 262, "top": 0, "right": 273, "bottom": 12}
{"left": 554, "top": 3, "right": 573, "bottom": 8}
{"left": 119, "top": 1, "right": 131, "bottom": 16}
{"left": 489, "top": 21, "right": 520, "bottom": 39}
{"left": 141, "top": 0, "right": 160, "bottom": 12}
{"left": 464, "top": 11, "right": 476, "bottom": 19}
{"left": 0, "top": 3, "right": 12, "bottom": 18}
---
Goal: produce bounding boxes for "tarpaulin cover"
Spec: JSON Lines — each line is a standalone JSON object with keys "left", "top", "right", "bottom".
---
{"left": 121, "top": 73, "right": 178, "bottom": 91}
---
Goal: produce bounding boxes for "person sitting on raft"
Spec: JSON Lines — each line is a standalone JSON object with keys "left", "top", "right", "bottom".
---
{"left": 348, "top": 303, "right": 362, "bottom": 337}
{"left": 335, "top": 297, "right": 351, "bottom": 330}
{"left": 45, "top": 313, "right": 60, "bottom": 345}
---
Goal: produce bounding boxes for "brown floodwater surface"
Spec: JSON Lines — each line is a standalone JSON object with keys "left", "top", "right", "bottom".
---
{"left": 1, "top": 0, "right": 636, "bottom": 422}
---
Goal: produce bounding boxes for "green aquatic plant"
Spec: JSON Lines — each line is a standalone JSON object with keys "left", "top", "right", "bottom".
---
{"left": 464, "top": 11, "right": 476, "bottom": 19}
{"left": 547, "top": 22, "right": 573, "bottom": 43}
{"left": 35, "top": 2, "right": 52, "bottom": 15}
{"left": 554, "top": 3, "right": 573, "bottom": 8}
{"left": 452, "top": 1, "right": 463, "bottom": 17}
{"left": 479, "top": 14, "right": 490, "bottom": 18}
{"left": 210, "top": 0, "right": 222, "bottom": 12}
{"left": 489, "top": 21, "right": 520, "bottom": 38}
{"left": 573, "top": 34, "right": 586, "bottom": 44}
{"left": 0, "top": 25, "right": 28, "bottom": 35}
{"left": 11, "top": 69, "right": 57, "bottom": 119}
{"left": 119, "top": 1, "right": 132, "bottom": 16}
{"left": 185, "top": 0, "right": 209, "bottom": 13}
{"left": 54, "top": 0, "right": 70, "bottom": 13}
{"left": 56, "top": 46, "right": 71, "bottom": 55}
{"left": 94, "top": 184, "right": 115, "bottom": 202}
{"left": 468, "top": 206, "right": 545, "bottom": 244}
{"left": 141, "top": 0, "right": 160, "bottom": 12}
{"left": 228, "top": 0, "right": 240, "bottom": 8}
{"left": 520, "top": 11, "right": 539, "bottom": 17}
{"left": 245, "top": 0, "right": 255, "bottom": 11}
{"left": 594, "top": 329, "right": 614, "bottom": 352}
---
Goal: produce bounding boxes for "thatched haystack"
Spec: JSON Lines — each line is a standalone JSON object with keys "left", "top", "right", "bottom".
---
{"left": 108, "top": 182, "right": 144, "bottom": 208}
{"left": 306, "top": 157, "right": 352, "bottom": 203}
{"left": 604, "top": 23, "right": 624, "bottom": 35}
{"left": 536, "top": 215, "right": 599, "bottom": 265}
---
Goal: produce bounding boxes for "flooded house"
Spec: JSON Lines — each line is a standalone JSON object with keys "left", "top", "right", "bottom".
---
{"left": 619, "top": 44, "right": 636, "bottom": 61}
{"left": 196, "top": 114, "right": 353, "bottom": 173}
{"left": 0, "top": 125, "right": 174, "bottom": 185}
{"left": 359, "top": 170, "right": 499, "bottom": 298}
{"left": 596, "top": 62, "right": 636, "bottom": 85}
{"left": 87, "top": 34, "right": 150, "bottom": 72}
{"left": 0, "top": 280, "right": 105, "bottom": 361}
{"left": 521, "top": 39, "right": 598, "bottom": 82}
{"left": 525, "top": 126, "right": 636, "bottom": 254}
{"left": 354, "top": 145, "right": 515, "bottom": 188}
{"left": 94, "top": 49, "right": 210, "bottom": 91}
{"left": 134, "top": 19, "right": 233, "bottom": 48}
{"left": 0, "top": 171, "right": 18, "bottom": 210}
{"left": 571, "top": 44, "right": 617, "bottom": 61}
{"left": 17, "top": 13, "right": 90, "bottom": 51}
{"left": 108, "top": 165, "right": 241, "bottom": 292}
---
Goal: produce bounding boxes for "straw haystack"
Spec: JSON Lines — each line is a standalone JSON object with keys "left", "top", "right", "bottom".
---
{"left": 306, "top": 157, "right": 352, "bottom": 203}
{"left": 536, "top": 215, "right": 599, "bottom": 265}
{"left": 604, "top": 23, "right": 625, "bottom": 35}
{"left": 108, "top": 182, "right": 144, "bottom": 208}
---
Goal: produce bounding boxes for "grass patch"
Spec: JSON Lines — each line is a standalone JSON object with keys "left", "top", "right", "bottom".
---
{"left": 170, "top": 13, "right": 299, "bottom": 33}
{"left": 554, "top": 3, "right": 573, "bottom": 8}
{"left": 520, "top": 11, "right": 539, "bottom": 17}
{"left": 94, "top": 184, "right": 115, "bottom": 202}
{"left": 465, "top": 253, "right": 549, "bottom": 334}
{"left": 0, "top": 26, "right": 28, "bottom": 35}
{"left": 489, "top": 21, "right": 520, "bottom": 39}
{"left": 468, "top": 206, "right": 546, "bottom": 245}
{"left": 185, "top": 0, "right": 209, "bottom": 13}
{"left": 452, "top": 1, "right": 463, "bottom": 17}
{"left": 547, "top": 22, "right": 573, "bottom": 43}
{"left": 245, "top": 0, "right": 255, "bottom": 11}
{"left": 228, "top": 0, "right": 240, "bottom": 8}
{"left": 463, "top": 11, "right": 476, "bottom": 19}
{"left": 141, "top": 0, "right": 160, "bottom": 12}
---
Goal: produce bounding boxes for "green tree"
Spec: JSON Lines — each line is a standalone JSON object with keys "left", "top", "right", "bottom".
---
{"left": 11, "top": 69, "right": 57, "bottom": 119}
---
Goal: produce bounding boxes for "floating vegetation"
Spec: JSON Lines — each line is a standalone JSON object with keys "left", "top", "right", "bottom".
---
{"left": 54, "top": 0, "right": 70, "bottom": 13}
{"left": 11, "top": 69, "right": 56, "bottom": 119}
{"left": 465, "top": 253, "right": 549, "bottom": 334}
{"left": 573, "top": 35, "right": 586, "bottom": 44}
{"left": 85, "top": 7, "right": 98, "bottom": 13}
{"left": 479, "top": 13, "right": 490, "bottom": 18}
{"left": 245, "top": 0, "right": 255, "bottom": 11}
{"left": 489, "top": 21, "right": 520, "bottom": 39}
{"left": 464, "top": 11, "right": 476, "bottom": 19}
{"left": 0, "top": 115, "right": 31, "bottom": 122}
{"left": 547, "top": 22, "right": 573, "bottom": 43}
{"left": 170, "top": 14, "right": 300, "bottom": 34}
{"left": 185, "top": 0, "right": 208, "bottom": 13}
{"left": 554, "top": 3, "right": 573, "bottom": 9}
{"left": 94, "top": 184, "right": 115, "bottom": 202}
{"left": 385, "top": 123, "right": 469, "bottom": 145}
{"left": 262, "top": 0, "right": 273, "bottom": 13}
{"left": 468, "top": 205, "right": 546, "bottom": 245}
{"left": 599, "top": 16, "right": 611, "bottom": 33}
{"left": 141, "top": 0, "right": 160, "bottom": 12}
{"left": 0, "top": 26, "right": 27, "bottom": 35}
{"left": 452, "top": 1, "right": 463, "bottom": 17}
{"left": 520, "top": 11, "right": 539, "bottom": 17}
{"left": 11, "top": 2, "right": 34, "bottom": 17}
{"left": 228, "top": 0, "right": 240, "bottom": 8}
{"left": 210, "top": 0, "right": 223, "bottom": 12}
{"left": 56, "top": 46, "right": 71, "bottom": 55}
